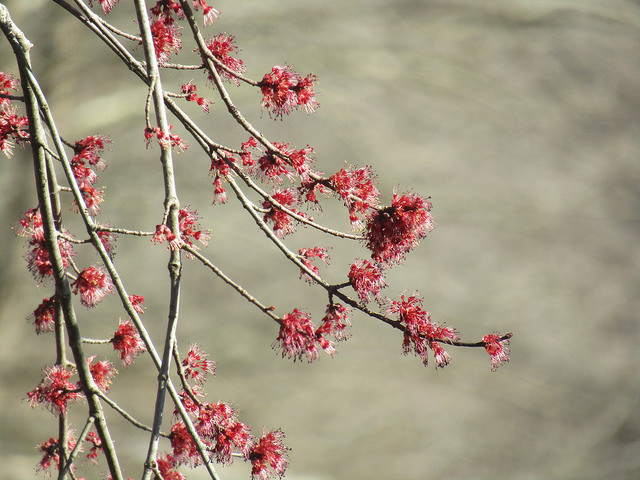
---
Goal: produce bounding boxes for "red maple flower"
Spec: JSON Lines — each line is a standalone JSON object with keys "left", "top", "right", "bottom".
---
{"left": 169, "top": 421, "right": 200, "bottom": 466}
{"left": 482, "top": 333, "right": 511, "bottom": 371}
{"left": 157, "top": 453, "right": 187, "bottom": 480}
{"left": 71, "top": 266, "right": 114, "bottom": 308}
{"left": 0, "top": 71, "right": 19, "bottom": 109}
{"left": 213, "top": 420, "right": 254, "bottom": 464}
{"left": 0, "top": 104, "right": 29, "bottom": 157}
{"left": 73, "top": 135, "right": 110, "bottom": 170}
{"left": 110, "top": 319, "right": 146, "bottom": 366}
{"left": 88, "top": 0, "right": 118, "bottom": 14}
{"left": 317, "top": 303, "right": 351, "bottom": 342}
{"left": 249, "top": 429, "right": 289, "bottom": 480}
{"left": 348, "top": 259, "right": 386, "bottom": 304}
{"left": 182, "top": 344, "right": 216, "bottom": 385}
{"left": 128, "top": 294, "right": 145, "bottom": 314}
{"left": 259, "top": 65, "right": 318, "bottom": 118}
{"left": 85, "top": 430, "right": 103, "bottom": 464}
{"left": 149, "top": 16, "right": 182, "bottom": 63}
{"left": 86, "top": 355, "right": 117, "bottom": 391}
{"left": 262, "top": 188, "right": 306, "bottom": 238}
{"left": 31, "top": 297, "right": 57, "bottom": 334}
{"left": 274, "top": 309, "right": 319, "bottom": 363}
{"left": 193, "top": 0, "right": 220, "bottom": 25}
{"left": 181, "top": 81, "right": 211, "bottom": 112}
{"left": 298, "top": 246, "right": 330, "bottom": 283}
{"left": 96, "top": 227, "right": 117, "bottom": 256}
{"left": 203, "top": 34, "right": 245, "bottom": 84}
{"left": 178, "top": 206, "right": 210, "bottom": 249}
{"left": 257, "top": 143, "right": 296, "bottom": 184}
{"left": 27, "top": 365, "right": 83, "bottom": 416}
{"left": 329, "top": 165, "right": 381, "bottom": 228}
{"left": 387, "top": 294, "right": 459, "bottom": 367}
{"left": 364, "top": 191, "right": 435, "bottom": 265}
{"left": 36, "top": 433, "right": 78, "bottom": 474}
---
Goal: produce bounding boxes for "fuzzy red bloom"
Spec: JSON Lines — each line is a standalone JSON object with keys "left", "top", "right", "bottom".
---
{"left": 27, "top": 365, "right": 82, "bottom": 416}
{"left": 128, "top": 294, "right": 145, "bottom": 314}
{"left": 153, "top": 223, "right": 183, "bottom": 250}
{"left": 79, "top": 184, "right": 104, "bottom": 216}
{"left": 348, "top": 259, "right": 386, "bottom": 304}
{"left": 86, "top": 355, "right": 117, "bottom": 391}
{"left": 20, "top": 211, "right": 75, "bottom": 282}
{"left": 181, "top": 81, "right": 211, "bottom": 112}
{"left": 259, "top": 65, "right": 318, "bottom": 118}
{"left": 387, "top": 295, "right": 459, "bottom": 367}
{"left": 0, "top": 104, "right": 29, "bottom": 157}
{"left": 31, "top": 297, "right": 57, "bottom": 334}
{"left": 249, "top": 429, "right": 289, "bottom": 480}
{"left": 263, "top": 188, "right": 306, "bottom": 238}
{"left": 0, "top": 71, "right": 19, "bottom": 109}
{"left": 157, "top": 453, "right": 187, "bottom": 480}
{"left": 329, "top": 165, "right": 380, "bottom": 228}
{"left": 88, "top": 0, "right": 118, "bottom": 14}
{"left": 149, "top": 16, "right": 182, "bottom": 63}
{"left": 170, "top": 421, "right": 200, "bottom": 466}
{"left": 274, "top": 309, "right": 319, "bottom": 363}
{"left": 203, "top": 34, "right": 245, "bottom": 84}
{"left": 317, "top": 303, "right": 351, "bottom": 342}
{"left": 178, "top": 206, "right": 210, "bottom": 250}
{"left": 193, "top": 0, "right": 220, "bottom": 25}
{"left": 85, "top": 430, "right": 103, "bottom": 463}
{"left": 146, "top": 125, "right": 188, "bottom": 151}
{"left": 36, "top": 433, "right": 78, "bottom": 474}
{"left": 71, "top": 266, "right": 114, "bottom": 308}
{"left": 482, "top": 333, "right": 511, "bottom": 371}
{"left": 212, "top": 420, "right": 254, "bottom": 464}
{"left": 364, "top": 191, "right": 435, "bottom": 265}
{"left": 110, "top": 319, "right": 146, "bottom": 366}
{"left": 196, "top": 401, "right": 238, "bottom": 439}
{"left": 298, "top": 246, "right": 330, "bottom": 283}
{"left": 182, "top": 344, "right": 216, "bottom": 385}
{"left": 73, "top": 135, "right": 110, "bottom": 170}
{"left": 96, "top": 227, "right": 117, "bottom": 256}
{"left": 257, "top": 143, "right": 296, "bottom": 184}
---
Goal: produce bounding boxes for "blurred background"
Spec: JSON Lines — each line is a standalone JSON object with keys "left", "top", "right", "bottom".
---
{"left": 1, "top": 0, "right": 638, "bottom": 479}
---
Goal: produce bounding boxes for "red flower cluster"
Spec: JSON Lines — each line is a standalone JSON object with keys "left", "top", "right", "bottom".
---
{"left": 71, "top": 266, "right": 114, "bottom": 308}
{"left": 181, "top": 344, "right": 216, "bottom": 385}
{"left": 298, "top": 246, "right": 330, "bottom": 283}
{"left": 181, "top": 81, "right": 211, "bottom": 112}
{"left": 27, "top": 365, "right": 83, "bottom": 416}
{"left": 262, "top": 189, "right": 309, "bottom": 238}
{"left": 0, "top": 73, "right": 28, "bottom": 157}
{"left": 178, "top": 206, "right": 210, "bottom": 250}
{"left": 71, "top": 135, "right": 110, "bottom": 215}
{"left": 36, "top": 434, "right": 78, "bottom": 475}
{"left": 203, "top": 34, "right": 245, "bottom": 84}
{"left": 482, "top": 333, "right": 511, "bottom": 371}
{"left": 0, "top": 103, "right": 29, "bottom": 157}
{"left": 87, "top": 355, "right": 117, "bottom": 391}
{"left": 387, "top": 295, "right": 459, "bottom": 368}
{"left": 16, "top": 209, "right": 75, "bottom": 282}
{"left": 364, "top": 191, "right": 434, "bottom": 266}
{"left": 259, "top": 65, "right": 318, "bottom": 118}
{"left": 110, "top": 319, "right": 146, "bottom": 366}
{"left": 329, "top": 165, "right": 381, "bottom": 228}
{"left": 88, "top": 0, "right": 118, "bottom": 14}
{"left": 250, "top": 429, "right": 289, "bottom": 480}
{"left": 274, "top": 307, "right": 346, "bottom": 362}
{"left": 31, "top": 297, "right": 57, "bottom": 335}
{"left": 348, "top": 259, "right": 386, "bottom": 304}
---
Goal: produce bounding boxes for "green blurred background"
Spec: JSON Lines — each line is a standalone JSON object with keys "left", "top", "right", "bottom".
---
{"left": 1, "top": 0, "right": 638, "bottom": 479}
